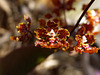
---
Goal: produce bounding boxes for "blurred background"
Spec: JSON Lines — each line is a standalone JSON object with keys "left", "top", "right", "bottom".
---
{"left": 0, "top": 0, "right": 100, "bottom": 75}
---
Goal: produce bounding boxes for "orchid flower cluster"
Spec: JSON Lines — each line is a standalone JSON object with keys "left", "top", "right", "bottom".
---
{"left": 10, "top": 15, "right": 32, "bottom": 42}
{"left": 11, "top": 0, "right": 100, "bottom": 54}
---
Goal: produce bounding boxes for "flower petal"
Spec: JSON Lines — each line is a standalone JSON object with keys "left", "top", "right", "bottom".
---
{"left": 47, "top": 20, "right": 58, "bottom": 29}
{"left": 16, "top": 23, "right": 27, "bottom": 34}
{"left": 57, "top": 28, "right": 70, "bottom": 39}
{"left": 44, "top": 13, "right": 52, "bottom": 19}
{"left": 85, "top": 33, "right": 95, "bottom": 45}
{"left": 75, "top": 35, "right": 82, "bottom": 46}
{"left": 34, "top": 28, "right": 48, "bottom": 38}
{"left": 38, "top": 19, "right": 46, "bottom": 27}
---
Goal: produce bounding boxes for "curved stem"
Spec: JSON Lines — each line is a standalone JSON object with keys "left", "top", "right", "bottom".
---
{"left": 70, "top": 0, "right": 95, "bottom": 37}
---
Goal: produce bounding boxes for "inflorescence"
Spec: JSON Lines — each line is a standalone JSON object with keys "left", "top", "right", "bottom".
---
{"left": 10, "top": 0, "right": 100, "bottom": 54}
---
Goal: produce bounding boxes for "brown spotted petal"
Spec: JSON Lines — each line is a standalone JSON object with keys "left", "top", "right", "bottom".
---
{"left": 83, "top": 24, "right": 94, "bottom": 33}
{"left": 57, "top": 28, "right": 70, "bottom": 39}
{"left": 38, "top": 19, "right": 46, "bottom": 27}
{"left": 47, "top": 20, "right": 58, "bottom": 29}
{"left": 53, "top": 18, "right": 59, "bottom": 23}
{"left": 61, "top": 40, "right": 69, "bottom": 50}
{"left": 34, "top": 28, "right": 48, "bottom": 38}
{"left": 44, "top": 13, "right": 52, "bottom": 19}
{"left": 85, "top": 33, "right": 95, "bottom": 45}
{"left": 16, "top": 23, "right": 27, "bottom": 34}
{"left": 75, "top": 35, "right": 82, "bottom": 46}
{"left": 83, "top": 46, "right": 100, "bottom": 54}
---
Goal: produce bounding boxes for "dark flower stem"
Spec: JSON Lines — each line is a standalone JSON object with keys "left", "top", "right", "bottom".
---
{"left": 28, "top": 30, "right": 36, "bottom": 38}
{"left": 63, "top": 0, "right": 67, "bottom": 26}
{"left": 69, "top": 0, "right": 95, "bottom": 37}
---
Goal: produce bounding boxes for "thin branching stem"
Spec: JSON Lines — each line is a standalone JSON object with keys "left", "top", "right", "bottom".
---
{"left": 69, "top": 0, "right": 95, "bottom": 37}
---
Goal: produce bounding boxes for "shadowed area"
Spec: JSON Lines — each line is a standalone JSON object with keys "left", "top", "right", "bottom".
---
{"left": 0, "top": 45, "right": 54, "bottom": 75}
